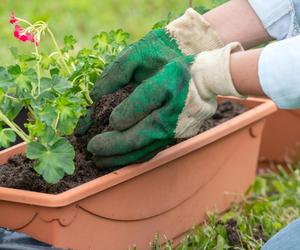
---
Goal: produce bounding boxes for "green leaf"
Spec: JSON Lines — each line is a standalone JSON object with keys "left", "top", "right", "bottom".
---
{"left": 272, "top": 179, "right": 286, "bottom": 193}
{"left": 9, "top": 47, "right": 35, "bottom": 64}
{"left": 40, "top": 76, "right": 72, "bottom": 94}
{"left": 0, "top": 128, "right": 16, "bottom": 148}
{"left": 152, "top": 13, "right": 173, "bottom": 30}
{"left": 194, "top": 6, "right": 210, "bottom": 14}
{"left": 31, "top": 124, "right": 57, "bottom": 147}
{"left": 51, "top": 75, "right": 72, "bottom": 94}
{"left": 93, "top": 32, "right": 109, "bottom": 49}
{"left": 9, "top": 47, "right": 19, "bottom": 59}
{"left": 56, "top": 95, "right": 82, "bottom": 135}
{"left": 25, "top": 119, "right": 45, "bottom": 138}
{"left": 38, "top": 106, "right": 57, "bottom": 127}
{"left": 0, "top": 97, "right": 23, "bottom": 120}
{"left": 36, "top": 127, "right": 58, "bottom": 146}
{"left": 40, "top": 77, "right": 52, "bottom": 93}
{"left": 26, "top": 138, "right": 75, "bottom": 184}
{"left": 40, "top": 52, "right": 56, "bottom": 70}
{"left": 0, "top": 89, "right": 5, "bottom": 103}
{"left": 216, "top": 235, "right": 225, "bottom": 250}
{"left": 62, "top": 35, "right": 77, "bottom": 53}
{"left": 57, "top": 108, "right": 78, "bottom": 135}
{"left": 8, "top": 64, "right": 22, "bottom": 76}
{"left": 50, "top": 68, "right": 60, "bottom": 77}
{"left": 77, "top": 48, "right": 93, "bottom": 58}
{"left": 252, "top": 177, "right": 267, "bottom": 196}
{"left": 8, "top": 65, "right": 37, "bottom": 98}
{"left": 112, "top": 29, "right": 130, "bottom": 45}
{"left": 0, "top": 67, "right": 13, "bottom": 91}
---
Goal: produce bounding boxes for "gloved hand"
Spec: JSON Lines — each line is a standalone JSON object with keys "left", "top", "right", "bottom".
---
{"left": 87, "top": 43, "right": 245, "bottom": 168}
{"left": 75, "top": 8, "right": 223, "bottom": 135}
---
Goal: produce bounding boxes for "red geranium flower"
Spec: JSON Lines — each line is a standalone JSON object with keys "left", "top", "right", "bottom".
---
{"left": 10, "top": 11, "right": 39, "bottom": 45}
{"left": 9, "top": 10, "right": 18, "bottom": 24}
{"left": 14, "top": 25, "right": 36, "bottom": 43}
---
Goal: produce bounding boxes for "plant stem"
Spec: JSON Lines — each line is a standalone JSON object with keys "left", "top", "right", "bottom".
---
{"left": 35, "top": 45, "right": 41, "bottom": 96}
{"left": 84, "top": 92, "right": 93, "bottom": 105}
{"left": 71, "top": 74, "right": 84, "bottom": 84}
{"left": 27, "top": 106, "right": 37, "bottom": 120}
{"left": 96, "top": 55, "right": 106, "bottom": 66}
{"left": 11, "top": 120, "right": 26, "bottom": 135}
{"left": 0, "top": 111, "right": 30, "bottom": 142}
{"left": 49, "top": 51, "right": 59, "bottom": 58}
{"left": 64, "top": 52, "right": 76, "bottom": 71}
{"left": 16, "top": 18, "right": 33, "bottom": 26}
{"left": 71, "top": 62, "right": 76, "bottom": 71}
{"left": 4, "top": 94, "right": 18, "bottom": 101}
{"left": 47, "top": 27, "right": 71, "bottom": 75}
{"left": 80, "top": 77, "right": 93, "bottom": 105}
{"left": 189, "top": 0, "right": 193, "bottom": 7}
{"left": 53, "top": 112, "right": 60, "bottom": 130}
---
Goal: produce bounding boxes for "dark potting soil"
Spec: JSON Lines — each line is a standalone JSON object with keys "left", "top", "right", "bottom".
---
{"left": 225, "top": 218, "right": 243, "bottom": 248}
{"left": 0, "top": 86, "right": 246, "bottom": 194}
{"left": 225, "top": 218, "right": 267, "bottom": 248}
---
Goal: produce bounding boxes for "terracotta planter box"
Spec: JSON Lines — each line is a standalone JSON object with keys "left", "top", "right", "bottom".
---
{"left": 260, "top": 108, "right": 300, "bottom": 164}
{"left": 0, "top": 97, "right": 276, "bottom": 250}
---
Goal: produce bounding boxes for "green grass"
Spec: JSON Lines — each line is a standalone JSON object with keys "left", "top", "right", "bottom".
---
{"left": 147, "top": 165, "right": 300, "bottom": 250}
{"left": 0, "top": 0, "right": 221, "bottom": 65}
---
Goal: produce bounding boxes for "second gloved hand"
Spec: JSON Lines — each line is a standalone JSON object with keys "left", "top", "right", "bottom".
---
{"left": 87, "top": 43, "right": 245, "bottom": 168}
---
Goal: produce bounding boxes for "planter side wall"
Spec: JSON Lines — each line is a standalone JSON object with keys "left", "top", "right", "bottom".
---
{"left": 260, "top": 109, "right": 300, "bottom": 164}
{"left": 0, "top": 121, "right": 265, "bottom": 250}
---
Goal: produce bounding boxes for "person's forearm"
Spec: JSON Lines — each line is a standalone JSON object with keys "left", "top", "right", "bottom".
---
{"left": 230, "top": 49, "right": 265, "bottom": 96}
{"left": 204, "top": 0, "right": 272, "bottom": 49}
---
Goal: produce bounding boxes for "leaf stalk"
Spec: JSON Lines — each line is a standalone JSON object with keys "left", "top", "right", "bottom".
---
{"left": 47, "top": 27, "right": 72, "bottom": 75}
{"left": 35, "top": 45, "right": 41, "bottom": 96}
{"left": 0, "top": 111, "right": 30, "bottom": 142}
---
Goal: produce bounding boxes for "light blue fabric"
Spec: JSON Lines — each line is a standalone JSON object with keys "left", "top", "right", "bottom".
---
{"left": 248, "top": 0, "right": 300, "bottom": 109}
{"left": 259, "top": 35, "right": 300, "bottom": 109}
{"left": 262, "top": 218, "right": 300, "bottom": 250}
{"left": 249, "top": 0, "right": 300, "bottom": 40}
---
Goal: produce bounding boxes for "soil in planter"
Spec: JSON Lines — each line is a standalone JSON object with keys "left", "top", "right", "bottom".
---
{"left": 0, "top": 86, "right": 246, "bottom": 194}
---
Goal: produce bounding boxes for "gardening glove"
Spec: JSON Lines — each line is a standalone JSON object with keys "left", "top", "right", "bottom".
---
{"left": 75, "top": 8, "right": 223, "bottom": 135}
{"left": 87, "top": 42, "right": 245, "bottom": 168}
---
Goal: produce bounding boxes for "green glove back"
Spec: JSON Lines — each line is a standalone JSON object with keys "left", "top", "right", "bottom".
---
{"left": 87, "top": 43, "right": 245, "bottom": 168}
{"left": 88, "top": 55, "right": 196, "bottom": 167}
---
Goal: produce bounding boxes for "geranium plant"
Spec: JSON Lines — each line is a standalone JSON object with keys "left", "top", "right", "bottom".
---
{"left": 0, "top": 11, "right": 129, "bottom": 183}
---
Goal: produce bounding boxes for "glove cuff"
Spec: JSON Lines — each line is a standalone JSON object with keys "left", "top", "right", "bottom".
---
{"left": 190, "top": 42, "right": 245, "bottom": 99}
{"left": 166, "top": 8, "right": 224, "bottom": 55}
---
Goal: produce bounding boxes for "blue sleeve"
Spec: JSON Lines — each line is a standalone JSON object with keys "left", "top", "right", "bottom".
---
{"left": 259, "top": 35, "right": 300, "bottom": 109}
{"left": 248, "top": 0, "right": 300, "bottom": 40}
{"left": 262, "top": 218, "right": 300, "bottom": 250}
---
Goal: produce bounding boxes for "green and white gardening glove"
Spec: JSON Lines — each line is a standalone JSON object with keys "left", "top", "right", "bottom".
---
{"left": 75, "top": 8, "right": 223, "bottom": 135}
{"left": 87, "top": 42, "right": 245, "bottom": 168}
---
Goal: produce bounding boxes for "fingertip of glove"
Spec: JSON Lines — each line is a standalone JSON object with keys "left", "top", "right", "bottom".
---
{"left": 109, "top": 111, "right": 128, "bottom": 131}
{"left": 87, "top": 135, "right": 102, "bottom": 155}
{"left": 90, "top": 85, "right": 104, "bottom": 102}
{"left": 90, "top": 75, "right": 112, "bottom": 101}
